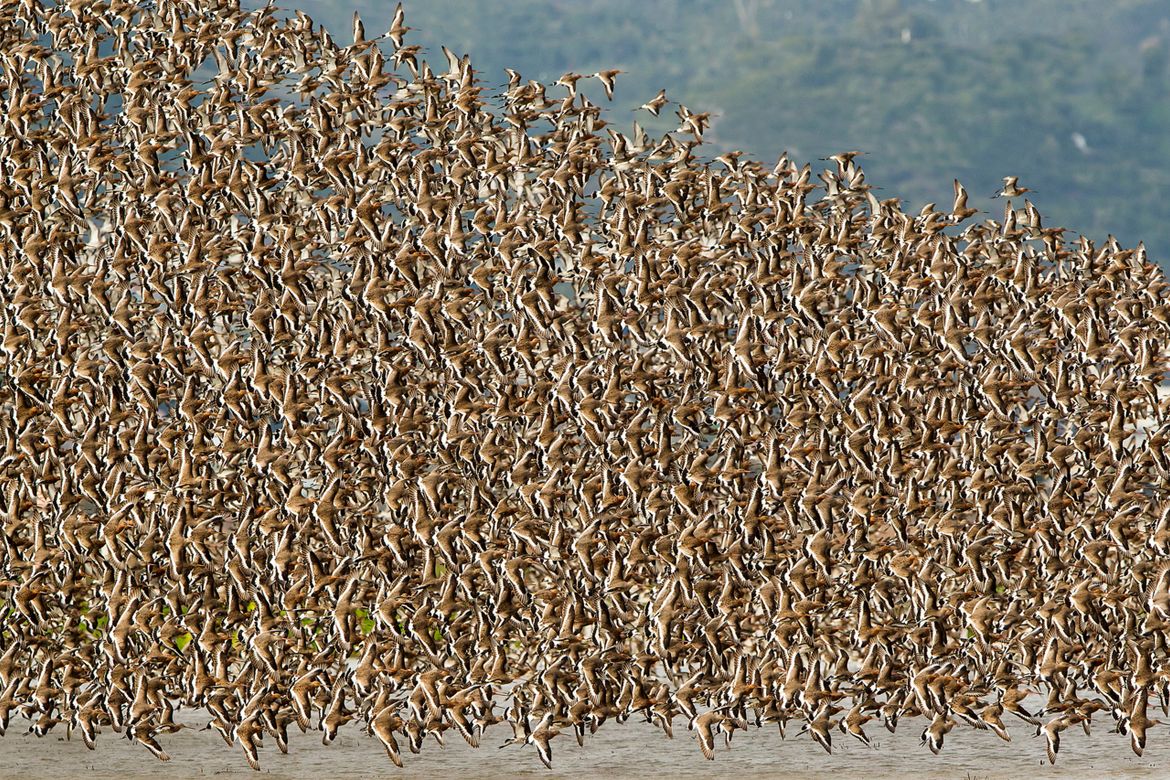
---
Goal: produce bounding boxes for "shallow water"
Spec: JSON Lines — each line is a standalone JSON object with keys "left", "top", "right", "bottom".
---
{"left": 0, "top": 711, "right": 1163, "bottom": 780}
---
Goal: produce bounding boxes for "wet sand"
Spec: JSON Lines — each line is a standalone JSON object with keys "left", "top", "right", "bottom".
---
{"left": 0, "top": 713, "right": 1162, "bottom": 779}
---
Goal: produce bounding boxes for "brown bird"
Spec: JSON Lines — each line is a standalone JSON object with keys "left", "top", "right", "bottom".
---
{"left": 638, "top": 88, "right": 669, "bottom": 116}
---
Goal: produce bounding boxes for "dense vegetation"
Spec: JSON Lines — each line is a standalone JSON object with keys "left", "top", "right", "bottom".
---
{"left": 291, "top": 0, "right": 1170, "bottom": 265}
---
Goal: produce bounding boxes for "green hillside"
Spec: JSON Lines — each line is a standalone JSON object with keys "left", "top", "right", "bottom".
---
{"left": 286, "top": 0, "right": 1170, "bottom": 265}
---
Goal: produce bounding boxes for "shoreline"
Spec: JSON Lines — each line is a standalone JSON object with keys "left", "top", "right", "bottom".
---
{"left": 0, "top": 711, "right": 1160, "bottom": 780}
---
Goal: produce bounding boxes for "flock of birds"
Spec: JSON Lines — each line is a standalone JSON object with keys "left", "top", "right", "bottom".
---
{"left": 2, "top": 0, "right": 1170, "bottom": 772}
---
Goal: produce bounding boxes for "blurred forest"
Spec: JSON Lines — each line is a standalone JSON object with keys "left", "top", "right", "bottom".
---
{"left": 277, "top": 0, "right": 1170, "bottom": 266}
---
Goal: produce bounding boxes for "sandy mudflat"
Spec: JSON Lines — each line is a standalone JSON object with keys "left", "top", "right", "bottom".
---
{"left": 0, "top": 713, "right": 1163, "bottom": 780}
